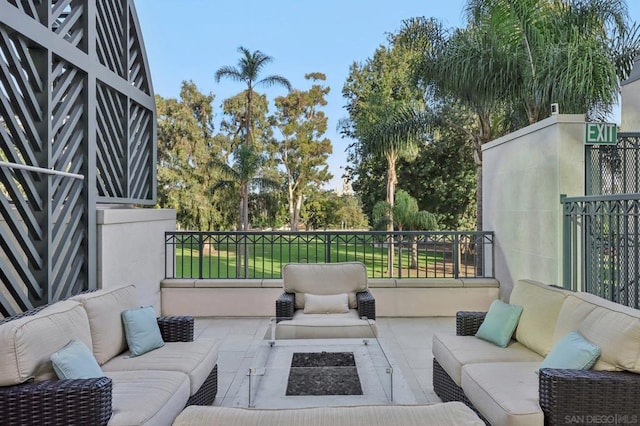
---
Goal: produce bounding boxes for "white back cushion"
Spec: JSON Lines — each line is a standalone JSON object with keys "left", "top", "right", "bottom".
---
{"left": 282, "top": 262, "right": 367, "bottom": 309}
{"left": 509, "top": 279, "right": 570, "bottom": 356}
{"left": 70, "top": 285, "right": 138, "bottom": 364}
{"left": 553, "top": 293, "right": 640, "bottom": 373}
{"left": 0, "top": 300, "right": 92, "bottom": 385}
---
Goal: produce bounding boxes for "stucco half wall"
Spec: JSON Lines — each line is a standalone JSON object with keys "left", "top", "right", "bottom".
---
{"left": 97, "top": 207, "right": 176, "bottom": 312}
{"left": 160, "top": 278, "right": 499, "bottom": 317}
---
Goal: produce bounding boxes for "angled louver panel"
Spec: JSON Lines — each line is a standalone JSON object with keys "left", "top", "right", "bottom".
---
{"left": 0, "top": 0, "right": 156, "bottom": 316}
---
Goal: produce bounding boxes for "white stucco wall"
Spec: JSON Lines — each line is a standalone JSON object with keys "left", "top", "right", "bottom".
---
{"left": 482, "top": 114, "right": 585, "bottom": 298}
{"left": 97, "top": 207, "right": 176, "bottom": 311}
{"left": 621, "top": 78, "right": 640, "bottom": 132}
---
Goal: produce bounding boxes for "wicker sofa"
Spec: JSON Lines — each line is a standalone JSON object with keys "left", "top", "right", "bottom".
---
{"left": 432, "top": 279, "right": 640, "bottom": 425}
{"left": 274, "top": 262, "right": 377, "bottom": 339}
{"left": 0, "top": 285, "right": 219, "bottom": 426}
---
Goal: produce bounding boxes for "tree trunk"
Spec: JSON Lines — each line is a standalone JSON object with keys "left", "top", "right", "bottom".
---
{"left": 236, "top": 195, "right": 243, "bottom": 278}
{"left": 288, "top": 178, "right": 296, "bottom": 231}
{"left": 293, "top": 194, "right": 303, "bottom": 231}
{"left": 386, "top": 153, "right": 397, "bottom": 277}
{"left": 246, "top": 87, "right": 253, "bottom": 147}
{"left": 410, "top": 236, "right": 418, "bottom": 269}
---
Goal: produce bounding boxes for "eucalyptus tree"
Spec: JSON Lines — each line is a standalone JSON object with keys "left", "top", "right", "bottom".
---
{"left": 272, "top": 73, "right": 333, "bottom": 230}
{"left": 156, "top": 81, "right": 230, "bottom": 230}
{"left": 214, "top": 46, "right": 291, "bottom": 149}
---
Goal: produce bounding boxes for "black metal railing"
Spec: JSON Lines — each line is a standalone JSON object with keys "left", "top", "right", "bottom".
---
{"left": 165, "top": 230, "right": 494, "bottom": 280}
{"left": 562, "top": 194, "right": 640, "bottom": 309}
{"left": 586, "top": 133, "right": 640, "bottom": 196}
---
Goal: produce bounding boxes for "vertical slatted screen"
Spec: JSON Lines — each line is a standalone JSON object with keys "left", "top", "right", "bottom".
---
{"left": 0, "top": 0, "right": 156, "bottom": 316}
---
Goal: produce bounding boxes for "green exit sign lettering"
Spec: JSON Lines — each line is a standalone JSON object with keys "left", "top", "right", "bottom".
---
{"left": 585, "top": 123, "right": 617, "bottom": 145}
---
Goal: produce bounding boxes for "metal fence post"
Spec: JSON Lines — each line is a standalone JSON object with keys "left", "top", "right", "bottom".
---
{"left": 198, "top": 233, "right": 204, "bottom": 279}
{"left": 452, "top": 234, "right": 460, "bottom": 279}
{"left": 560, "top": 194, "right": 572, "bottom": 290}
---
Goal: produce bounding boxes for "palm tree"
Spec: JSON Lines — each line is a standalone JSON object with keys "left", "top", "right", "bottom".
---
{"left": 435, "top": 25, "right": 516, "bottom": 235}
{"left": 464, "top": 0, "right": 639, "bottom": 123}
{"left": 373, "top": 190, "right": 438, "bottom": 271}
{"left": 362, "top": 106, "right": 430, "bottom": 275}
{"left": 215, "top": 46, "right": 292, "bottom": 150}
{"left": 345, "top": 43, "right": 432, "bottom": 276}
{"left": 424, "top": 0, "right": 640, "bottom": 234}
{"left": 215, "top": 47, "right": 291, "bottom": 234}
{"left": 210, "top": 144, "right": 278, "bottom": 277}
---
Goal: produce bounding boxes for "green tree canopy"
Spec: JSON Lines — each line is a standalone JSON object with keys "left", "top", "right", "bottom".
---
{"left": 156, "top": 81, "right": 231, "bottom": 230}
{"left": 271, "top": 73, "right": 333, "bottom": 230}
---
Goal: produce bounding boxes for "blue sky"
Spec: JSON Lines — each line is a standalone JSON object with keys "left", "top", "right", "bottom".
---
{"left": 134, "top": 0, "right": 640, "bottom": 191}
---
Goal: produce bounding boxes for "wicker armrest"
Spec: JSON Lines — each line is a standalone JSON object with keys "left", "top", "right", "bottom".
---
{"left": 276, "top": 292, "right": 295, "bottom": 322}
{"left": 157, "top": 316, "right": 194, "bottom": 342}
{"left": 456, "top": 311, "right": 486, "bottom": 336}
{"left": 0, "top": 377, "right": 112, "bottom": 425}
{"left": 357, "top": 291, "right": 376, "bottom": 320}
{"left": 539, "top": 368, "right": 640, "bottom": 424}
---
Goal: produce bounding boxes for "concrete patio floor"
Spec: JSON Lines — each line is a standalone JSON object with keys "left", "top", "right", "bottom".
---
{"left": 193, "top": 316, "right": 455, "bottom": 407}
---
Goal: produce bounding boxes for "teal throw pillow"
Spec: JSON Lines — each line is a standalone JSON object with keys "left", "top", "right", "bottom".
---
{"left": 51, "top": 340, "right": 104, "bottom": 379}
{"left": 475, "top": 300, "right": 523, "bottom": 347}
{"left": 121, "top": 306, "right": 165, "bottom": 357}
{"left": 540, "top": 331, "right": 600, "bottom": 370}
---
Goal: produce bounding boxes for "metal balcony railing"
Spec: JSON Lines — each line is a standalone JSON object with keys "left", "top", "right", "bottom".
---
{"left": 562, "top": 193, "right": 640, "bottom": 308}
{"left": 165, "top": 230, "right": 494, "bottom": 280}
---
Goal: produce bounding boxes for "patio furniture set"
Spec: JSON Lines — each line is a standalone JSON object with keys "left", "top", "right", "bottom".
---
{"left": 433, "top": 279, "right": 640, "bottom": 424}
{"left": 0, "top": 285, "right": 218, "bottom": 425}
{"left": 0, "top": 263, "right": 638, "bottom": 425}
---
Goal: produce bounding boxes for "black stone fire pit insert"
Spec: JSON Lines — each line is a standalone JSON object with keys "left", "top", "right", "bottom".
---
{"left": 286, "top": 351, "right": 363, "bottom": 396}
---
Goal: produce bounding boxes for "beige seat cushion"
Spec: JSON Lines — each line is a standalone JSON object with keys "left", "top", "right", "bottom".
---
{"left": 432, "top": 333, "right": 543, "bottom": 386}
{"left": 553, "top": 292, "right": 640, "bottom": 373}
{"left": 462, "top": 362, "right": 543, "bottom": 426}
{"left": 102, "top": 339, "right": 218, "bottom": 395}
{"left": 173, "top": 401, "right": 485, "bottom": 426}
{"left": 70, "top": 285, "right": 138, "bottom": 364}
{"left": 106, "top": 370, "right": 190, "bottom": 426}
{"left": 282, "top": 262, "right": 367, "bottom": 309}
{"left": 509, "top": 279, "right": 570, "bottom": 356}
{"left": 275, "top": 310, "right": 377, "bottom": 339}
{"left": 0, "top": 300, "right": 92, "bottom": 385}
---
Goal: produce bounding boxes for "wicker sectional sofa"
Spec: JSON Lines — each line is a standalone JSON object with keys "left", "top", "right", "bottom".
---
{"left": 432, "top": 279, "right": 640, "bottom": 425}
{"left": 0, "top": 285, "right": 219, "bottom": 426}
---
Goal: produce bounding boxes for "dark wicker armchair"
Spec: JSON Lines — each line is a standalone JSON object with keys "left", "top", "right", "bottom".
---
{"left": 0, "top": 309, "right": 216, "bottom": 425}
{"left": 275, "top": 289, "right": 376, "bottom": 322}
{"left": 433, "top": 311, "right": 640, "bottom": 424}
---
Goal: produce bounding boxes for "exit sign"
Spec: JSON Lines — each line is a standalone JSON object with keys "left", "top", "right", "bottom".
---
{"left": 585, "top": 123, "right": 617, "bottom": 145}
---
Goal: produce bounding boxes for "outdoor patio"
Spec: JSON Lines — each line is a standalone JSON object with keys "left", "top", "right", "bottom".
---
{"left": 194, "top": 316, "right": 453, "bottom": 407}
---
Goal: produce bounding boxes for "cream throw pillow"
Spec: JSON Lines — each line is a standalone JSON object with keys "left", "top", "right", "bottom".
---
{"left": 303, "top": 293, "right": 349, "bottom": 314}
